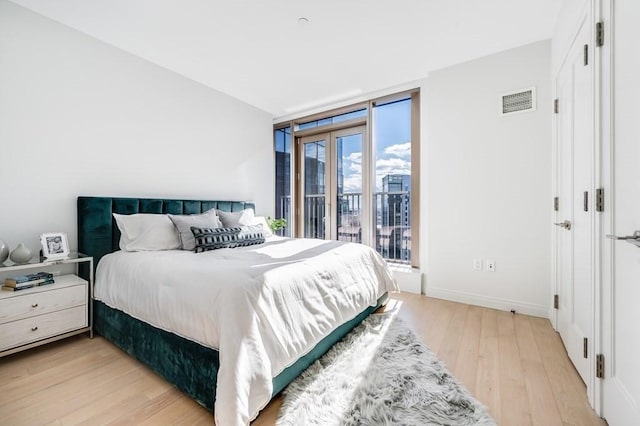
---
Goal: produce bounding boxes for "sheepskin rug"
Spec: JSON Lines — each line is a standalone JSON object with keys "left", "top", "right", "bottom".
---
{"left": 277, "top": 312, "right": 496, "bottom": 426}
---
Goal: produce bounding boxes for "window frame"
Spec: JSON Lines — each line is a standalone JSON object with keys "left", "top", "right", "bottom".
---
{"left": 273, "top": 124, "right": 293, "bottom": 237}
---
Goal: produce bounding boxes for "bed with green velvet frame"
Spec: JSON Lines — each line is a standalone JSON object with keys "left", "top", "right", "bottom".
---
{"left": 77, "top": 196, "right": 386, "bottom": 413}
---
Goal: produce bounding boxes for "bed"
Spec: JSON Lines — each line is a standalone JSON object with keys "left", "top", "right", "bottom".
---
{"left": 77, "top": 196, "right": 397, "bottom": 425}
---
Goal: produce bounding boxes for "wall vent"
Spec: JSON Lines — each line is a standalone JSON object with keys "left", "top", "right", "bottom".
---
{"left": 500, "top": 87, "right": 536, "bottom": 115}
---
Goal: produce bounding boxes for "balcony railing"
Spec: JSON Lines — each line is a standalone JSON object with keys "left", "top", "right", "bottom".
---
{"left": 278, "top": 191, "right": 411, "bottom": 264}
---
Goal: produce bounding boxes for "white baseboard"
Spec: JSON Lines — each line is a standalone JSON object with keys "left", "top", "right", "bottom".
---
{"left": 389, "top": 265, "right": 422, "bottom": 294}
{"left": 425, "top": 287, "right": 549, "bottom": 318}
{"left": 548, "top": 308, "right": 558, "bottom": 330}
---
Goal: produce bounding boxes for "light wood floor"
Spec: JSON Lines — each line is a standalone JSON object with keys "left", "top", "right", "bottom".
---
{"left": 0, "top": 293, "right": 605, "bottom": 425}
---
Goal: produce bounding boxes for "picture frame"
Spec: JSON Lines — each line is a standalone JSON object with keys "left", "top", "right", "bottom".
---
{"left": 40, "top": 232, "right": 70, "bottom": 260}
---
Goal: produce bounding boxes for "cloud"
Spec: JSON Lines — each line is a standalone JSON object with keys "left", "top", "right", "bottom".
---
{"left": 345, "top": 152, "right": 362, "bottom": 163}
{"left": 375, "top": 158, "right": 411, "bottom": 190}
{"left": 342, "top": 152, "right": 362, "bottom": 191}
{"left": 376, "top": 158, "right": 411, "bottom": 171}
{"left": 338, "top": 151, "right": 411, "bottom": 192}
{"left": 384, "top": 142, "right": 411, "bottom": 158}
{"left": 342, "top": 175, "right": 362, "bottom": 193}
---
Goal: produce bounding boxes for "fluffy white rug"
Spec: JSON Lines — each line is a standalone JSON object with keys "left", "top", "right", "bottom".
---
{"left": 277, "top": 313, "right": 496, "bottom": 426}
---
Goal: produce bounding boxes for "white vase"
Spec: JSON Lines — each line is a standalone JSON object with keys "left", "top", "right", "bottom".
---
{"left": 10, "top": 243, "right": 33, "bottom": 264}
{"left": 0, "top": 239, "right": 8, "bottom": 264}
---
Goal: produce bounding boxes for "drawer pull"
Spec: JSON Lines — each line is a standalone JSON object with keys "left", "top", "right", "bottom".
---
{"left": 31, "top": 326, "right": 38, "bottom": 331}
{"left": 31, "top": 303, "right": 38, "bottom": 308}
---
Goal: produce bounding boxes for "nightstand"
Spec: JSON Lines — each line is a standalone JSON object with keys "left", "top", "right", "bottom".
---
{"left": 0, "top": 253, "right": 93, "bottom": 357}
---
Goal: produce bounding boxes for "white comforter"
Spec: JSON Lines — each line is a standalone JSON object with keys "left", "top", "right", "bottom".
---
{"left": 95, "top": 237, "right": 397, "bottom": 426}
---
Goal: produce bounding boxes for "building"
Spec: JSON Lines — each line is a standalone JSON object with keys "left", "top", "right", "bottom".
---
{"left": 381, "top": 174, "right": 411, "bottom": 228}
{"left": 380, "top": 174, "right": 411, "bottom": 261}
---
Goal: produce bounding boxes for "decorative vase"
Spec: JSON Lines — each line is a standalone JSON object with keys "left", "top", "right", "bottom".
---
{"left": 10, "top": 243, "right": 33, "bottom": 264}
{"left": 0, "top": 239, "right": 8, "bottom": 264}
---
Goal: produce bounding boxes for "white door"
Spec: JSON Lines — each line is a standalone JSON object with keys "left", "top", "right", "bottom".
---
{"left": 555, "top": 14, "right": 593, "bottom": 386}
{"left": 600, "top": 0, "right": 640, "bottom": 423}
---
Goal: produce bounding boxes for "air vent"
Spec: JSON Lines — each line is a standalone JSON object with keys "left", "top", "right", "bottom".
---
{"left": 500, "top": 87, "right": 536, "bottom": 115}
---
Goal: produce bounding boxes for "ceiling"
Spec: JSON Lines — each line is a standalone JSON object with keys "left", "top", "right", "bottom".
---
{"left": 11, "top": 0, "right": 562, "bottom": 118}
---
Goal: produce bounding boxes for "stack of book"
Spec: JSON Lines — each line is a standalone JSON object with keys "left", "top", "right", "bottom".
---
{"left": 2, "top": 272, "right": 55, "bottom": 291}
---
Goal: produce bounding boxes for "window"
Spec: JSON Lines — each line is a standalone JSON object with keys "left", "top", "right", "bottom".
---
{"left": 274, "top": 91, "right": 419, "bottom": 266}
{"left": 296, "top": 109, "right": 367, "bottom": 131}
{"left": 373, "top": 98, "right": 413, "bottom": 263}
{"left": 274, "top": 126, "right": 292, "bottom": 236}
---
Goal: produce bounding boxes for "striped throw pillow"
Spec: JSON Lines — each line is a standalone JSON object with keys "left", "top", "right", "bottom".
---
{"left": 191, "top": 225, "right": 265, "bottom": 253}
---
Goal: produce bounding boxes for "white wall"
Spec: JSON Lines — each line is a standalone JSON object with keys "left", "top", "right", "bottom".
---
{"left": 423, "top": 41, "right": 552, "bottom": 317}
{"left": 0, "top": 2, "right": 273, "bottom": 255}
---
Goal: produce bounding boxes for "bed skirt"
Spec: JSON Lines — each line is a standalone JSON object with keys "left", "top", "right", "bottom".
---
{"left": 94, "top": 293, "right": 388, "bottom": 412}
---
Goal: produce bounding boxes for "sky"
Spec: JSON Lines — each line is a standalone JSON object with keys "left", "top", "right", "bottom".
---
{"left": 341, "top": 98, "right": 412, "bottom": 192}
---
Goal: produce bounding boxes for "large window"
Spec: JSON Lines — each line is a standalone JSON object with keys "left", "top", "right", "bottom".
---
{"left": 274, "top": 91, "right": 419, "bottom": 266}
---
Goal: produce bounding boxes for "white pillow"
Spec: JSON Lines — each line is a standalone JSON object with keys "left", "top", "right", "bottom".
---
{"left": 113, "top": 213, "right": 181, "bottom": 251}
{"left": 251, "top": 216, "right": 274, "bottom": 237}
{"left": 168, "top": 208, "right": 223, "bottom": 251}
{"left": 217, "top": 208, "right": 255, "bottom": 228}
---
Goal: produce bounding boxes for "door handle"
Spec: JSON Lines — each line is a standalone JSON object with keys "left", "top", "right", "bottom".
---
{"left": 606, "top": 231, "right": 640, "bottom": 247}
{"left": 554, "top": 220, "right": 572, "bottom": 230}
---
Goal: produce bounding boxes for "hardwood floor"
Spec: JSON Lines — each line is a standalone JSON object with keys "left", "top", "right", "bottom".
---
{"left": 0, "top": 293, "right": 605, "bottom": 425}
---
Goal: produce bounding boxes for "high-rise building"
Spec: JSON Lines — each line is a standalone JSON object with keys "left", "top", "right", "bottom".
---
{"left": 382, "top": 174, "right": 411, "bottom": 227}
{"left": 381, "top": 174, "right": 411, "bottom": 261}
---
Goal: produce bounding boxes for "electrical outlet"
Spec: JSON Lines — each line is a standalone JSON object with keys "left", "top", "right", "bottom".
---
{"left": 473, "top": 259, "right": 482, "bottom": 271}
{"left": 485, "top": 259, "right": 496, "bottom": 272}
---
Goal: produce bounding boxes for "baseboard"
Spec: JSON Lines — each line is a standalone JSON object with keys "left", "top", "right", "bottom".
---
{"left": 425, "top": 287, "right": 549, "bottom": 318}
{"left": 547, "top": 308, "right": 558, "bottom": 330}
{"left": 389, "top": 265, "right": 422, "bottom": 294}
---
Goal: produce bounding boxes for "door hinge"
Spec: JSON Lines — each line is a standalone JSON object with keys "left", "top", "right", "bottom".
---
{"left": 596, "top": 22, "right": 604, "bottom": 47}
{"left": 583, "top": 44, "right": 589, "bottom": 66}
{"left": 596, "top": 188, "right": 604, "bottom": 212}
{"left": 554, "top": 196, "right": 559, "bottom": 211}
{"left": 554, "top": 294, "right": 559, "bottom": 309}
{"left": 554, "top": 98, "right": 559, "bottom": 114}
{"left": 583, "top": 191, "right": 589, "bottom": 212}
{"left": 596, "top": 354, "right": 605, "bottom": 378}
{"left": 583, "top": 337, "right": 588, "bottom": 358}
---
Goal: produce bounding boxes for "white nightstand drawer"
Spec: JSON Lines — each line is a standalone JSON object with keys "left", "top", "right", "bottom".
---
{"left": 0, "top": 281, "right": 87, "bottom": 325}
{"left": 0, "top": 305, "right": 87, "bottom": 352}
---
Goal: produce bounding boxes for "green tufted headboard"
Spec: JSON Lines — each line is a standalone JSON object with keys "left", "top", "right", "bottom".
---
{"left": 77, "top": 196, "right": 255, "bottom": 279}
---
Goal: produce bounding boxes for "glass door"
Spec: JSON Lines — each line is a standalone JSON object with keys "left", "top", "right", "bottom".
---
{"left": 299, "top": 126, "right": 365, "bottom": 241}
{"left": 333, "top": 127, "right": 364, "bottom": 242}
{"left": 300, "top": 134, "right": 328, "bottom": 239}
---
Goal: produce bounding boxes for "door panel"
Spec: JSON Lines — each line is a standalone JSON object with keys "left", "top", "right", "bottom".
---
{"left": 334, "top": 128, "right": 364, "bottom": 243}
{"left": 601, "top": 1, "right": 640, "bottom": 423}
{"left": 556, "top": 16, "right": 593, "bottom": 386}
{"left": 301, "top": 136, "right": 328, "bottom": 239}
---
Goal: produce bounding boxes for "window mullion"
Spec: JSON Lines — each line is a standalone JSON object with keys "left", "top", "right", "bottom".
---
{"left": 361, "top": 103, "right": 374, "bottom": 249}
